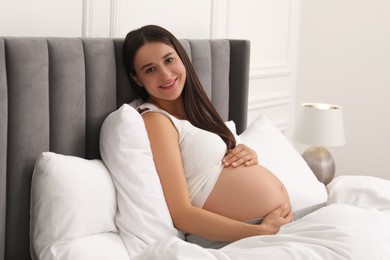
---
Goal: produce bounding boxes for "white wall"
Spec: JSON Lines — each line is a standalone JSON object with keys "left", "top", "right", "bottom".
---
{"left": 0, "top": 0, "right": 83, "bottom": 37}
{"left": 0, "top": 0, "right": 300, "bottom": 135}
{"left": 295, "top": 0, "right": 390, "bottom": 180}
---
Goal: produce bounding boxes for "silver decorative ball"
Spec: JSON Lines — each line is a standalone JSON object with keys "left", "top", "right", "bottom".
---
{"left": 302, "top": 146, "right": 335, "bottom": 185}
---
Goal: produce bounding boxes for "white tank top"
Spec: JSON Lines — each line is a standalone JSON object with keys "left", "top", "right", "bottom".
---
{"left": 138, "top": 102, "right": 227, "bottom": 208}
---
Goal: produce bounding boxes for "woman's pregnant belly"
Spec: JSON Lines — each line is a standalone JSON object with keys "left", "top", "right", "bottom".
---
{"left": 202, "top": 164, "right": 290, "bottom": 221}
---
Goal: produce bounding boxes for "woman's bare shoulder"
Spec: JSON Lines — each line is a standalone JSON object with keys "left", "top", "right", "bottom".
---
{"left": 142, "top": 111, "right": 173, "bottom": 127}
{"left": 142, "top": 111, "right": 178, "bottom": 139}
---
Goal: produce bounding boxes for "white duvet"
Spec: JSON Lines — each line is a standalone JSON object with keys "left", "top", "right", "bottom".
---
{"left": 133, "top": 175, "right": 390, "bottom": 260}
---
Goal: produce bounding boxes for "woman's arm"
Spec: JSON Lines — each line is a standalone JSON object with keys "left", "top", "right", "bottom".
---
{"left": 142, "top": 112, "right": 291, "bottom": 242}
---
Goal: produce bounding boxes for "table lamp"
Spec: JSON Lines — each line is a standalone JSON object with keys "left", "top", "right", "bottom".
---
{"left": 293, "top": 103, "right": 345, "bottom": 185}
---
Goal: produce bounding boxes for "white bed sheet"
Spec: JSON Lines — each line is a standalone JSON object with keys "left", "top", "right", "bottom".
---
{"left": 133, "top": 176, "right": 390, "bottom": 260}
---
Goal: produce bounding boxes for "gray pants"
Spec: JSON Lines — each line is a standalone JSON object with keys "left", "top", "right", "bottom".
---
{"left": 185, "top": 203, "right": 326, "bottom": 249}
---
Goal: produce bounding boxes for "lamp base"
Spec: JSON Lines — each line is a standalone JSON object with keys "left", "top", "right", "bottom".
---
{"left": 302, "top": 146, "right": 335, "bottom": 185}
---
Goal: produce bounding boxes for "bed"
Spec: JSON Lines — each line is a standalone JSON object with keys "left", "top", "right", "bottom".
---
{"left": 1, "top": 36, "right": 390, "bottom": 260}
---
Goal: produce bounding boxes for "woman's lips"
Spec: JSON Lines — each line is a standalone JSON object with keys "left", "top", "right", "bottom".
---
{"left": 160, "top": 78, "right": 177, "bottom": 90}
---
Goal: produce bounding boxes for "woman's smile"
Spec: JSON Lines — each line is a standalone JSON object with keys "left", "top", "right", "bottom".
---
{"left": 160, "top": 77, "right": 177, "bottom": 90}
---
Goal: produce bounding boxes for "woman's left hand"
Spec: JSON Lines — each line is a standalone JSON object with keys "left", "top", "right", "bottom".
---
{"left": 222, "top": 144, "right": 258, "bottom": 167}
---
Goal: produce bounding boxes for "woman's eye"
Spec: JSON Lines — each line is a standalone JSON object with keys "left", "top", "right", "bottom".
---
{"left": 165, "top": 58, "right": 174, "bottom": 64}
{"left": 145, "top": 67, "right": 155, "bottom": 74}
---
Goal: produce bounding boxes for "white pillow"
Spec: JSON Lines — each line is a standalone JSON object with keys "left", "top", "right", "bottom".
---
{"left": 30, "top": 152, "right": 122, "bottom": 260}
{"left": 99, "top": 104, "right": 183, "bottom": 258}
{"left": 239, "top": 115, "right": 328, "bottom": 211}
{"left": 40, "top": 233, "right": 129, "bottom": 260}
{"left": 327, "top": 175, "right": 390, "bottom": 210}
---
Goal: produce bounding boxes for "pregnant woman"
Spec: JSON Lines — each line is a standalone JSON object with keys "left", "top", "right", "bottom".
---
{"left": 122, "top": 25, "right": 292, "bottom": 248}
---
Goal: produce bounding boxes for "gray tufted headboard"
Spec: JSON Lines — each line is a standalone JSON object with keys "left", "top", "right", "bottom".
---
{"left": 0, "top": 37, "right": 250, "bottom": 260}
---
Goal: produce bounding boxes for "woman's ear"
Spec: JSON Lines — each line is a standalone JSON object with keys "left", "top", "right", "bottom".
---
{"left": 131, "top": 73, "right": 143, "bottom": 87}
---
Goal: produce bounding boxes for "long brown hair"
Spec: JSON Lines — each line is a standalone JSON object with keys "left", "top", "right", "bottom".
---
{"left": 123, "top": 25, "right": 236, "bottom": 150}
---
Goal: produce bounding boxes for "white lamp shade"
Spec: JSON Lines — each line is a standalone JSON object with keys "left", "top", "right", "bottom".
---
{"left": 293, "top": 103, "right": 346, "bottom": 146}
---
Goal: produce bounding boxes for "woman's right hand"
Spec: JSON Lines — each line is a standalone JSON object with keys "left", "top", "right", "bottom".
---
{"left": 260, "top": 204, "right": 293, "bottom": 235}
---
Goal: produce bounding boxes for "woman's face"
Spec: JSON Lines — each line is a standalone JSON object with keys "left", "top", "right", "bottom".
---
{"left": 131, "top": 41, "right": 186, "bottom": 104}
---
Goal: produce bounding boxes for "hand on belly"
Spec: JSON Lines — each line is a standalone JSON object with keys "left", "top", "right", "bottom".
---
{"left": 202, "top": 164, "right": 291, "bottom": 221}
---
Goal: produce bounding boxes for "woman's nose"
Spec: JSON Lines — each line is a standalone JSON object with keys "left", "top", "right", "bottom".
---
{"left": 159, "top": 66, "right": 171, "bottom": 80}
